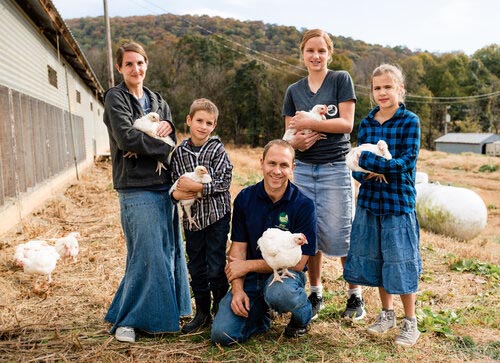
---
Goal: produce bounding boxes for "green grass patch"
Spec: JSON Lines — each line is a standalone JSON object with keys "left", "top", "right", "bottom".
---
{"left": 478, "top": 164, "right": 498, "bottom": 173}
{"left": 449, "top": 258, "right": 500, "bottom": 281}
{"left": 233, "top": 173, "right": 261, "bottom": 187}
{"left": 416, "top": 307, "right": 462, "bottom": 339}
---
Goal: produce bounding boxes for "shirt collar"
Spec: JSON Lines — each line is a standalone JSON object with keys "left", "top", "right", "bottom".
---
{"left": 367, "top": 103, "right": 406, "bottom": 121}
{"left": 256, "top": 180, "right": 293, "bottom": 204}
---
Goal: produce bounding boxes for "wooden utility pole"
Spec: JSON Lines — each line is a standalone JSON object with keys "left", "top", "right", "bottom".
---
{"left": 103, "top": 0, "right": 114, "bottom": 89}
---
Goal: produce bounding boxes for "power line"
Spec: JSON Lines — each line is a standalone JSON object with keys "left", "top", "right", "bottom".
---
{"left": 115, "top": 1, "right": 500, "bottom": 105}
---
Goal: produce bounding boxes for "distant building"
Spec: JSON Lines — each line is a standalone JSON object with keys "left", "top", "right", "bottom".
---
{"left": 0, "top": 0, "right": 109, "bottom": 235}
{"left": 434, "top": 133, "right": 500, "bottom": 155}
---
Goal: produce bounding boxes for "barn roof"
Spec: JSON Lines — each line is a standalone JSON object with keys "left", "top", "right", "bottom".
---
{"left": 434, "top": 133, "right": 500, "bottom": 144}
{"left": 15, "top": 0, "right": 104, "bottom": 102}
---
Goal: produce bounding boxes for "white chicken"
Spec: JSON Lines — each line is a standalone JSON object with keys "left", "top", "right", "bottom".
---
{"left": 13, "top": 240, "right": 50, "bottom": 267}
{"left": 257, "top": 228, "right": 308, "bottom": 286}
{"left": 283, "top": 104, "right": 327, "bottom": 141}
{"left": 346, "top": 140, "right": 392, "bottom": 183}
{"left": 55, "top": 232, "right": 80, "bottom": 262}
{"left": 14, "top": 242, "right": 60, "bottom": 283}
{"left": 170, "top": 165, "right": 212, "bottom": 230}
{"left": 126, "top": 112, "right": 176, "bottom": 175}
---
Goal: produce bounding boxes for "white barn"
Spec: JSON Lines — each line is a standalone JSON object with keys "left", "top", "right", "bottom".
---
{"left": 434, "top": 133, "right": 500, "bottom": 155}
{"left": 0, "top": 0, "right": 109, "bottom": 235}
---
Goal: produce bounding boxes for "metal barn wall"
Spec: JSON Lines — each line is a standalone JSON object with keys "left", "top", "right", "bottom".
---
{"left": 435, "top": 143, "right": 482, "bottom": 154}
{"left": 0, "top": 85, "right": 85, "bottom": 207}
{"left": 0, "top": 0, "right": 108, "bottom": 159}
{"left": 0, "top": 0, "right": 109, "bottom": 235}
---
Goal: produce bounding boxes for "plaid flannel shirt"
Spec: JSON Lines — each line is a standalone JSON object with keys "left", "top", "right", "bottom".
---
{"left": 170, "top": 136, "right": 233, "bottom": 230}
{"left": 352, "top": 103, "right": 420, "bottom": 216}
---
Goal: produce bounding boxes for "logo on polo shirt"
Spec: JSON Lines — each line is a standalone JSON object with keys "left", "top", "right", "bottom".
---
{"left": 278, "top": 212, "right": 289, "bottom": 229}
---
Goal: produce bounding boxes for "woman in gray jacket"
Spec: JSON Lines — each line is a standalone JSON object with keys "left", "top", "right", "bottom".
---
{"left": 103, "top": 42, "right": 191, "bottom": 343}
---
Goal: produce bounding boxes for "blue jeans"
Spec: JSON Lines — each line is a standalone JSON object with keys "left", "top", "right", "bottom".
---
{"left": 105, "top": 190, "right": 192, "bottom": 333}
{"left": 211, "top": 271, "right": 311, "bottom": 346}
{"left": 294, "top": 160, "right": 352, "bottom": 257}
{"left": 184, "top": 213, "right": 230, "bottom": 296}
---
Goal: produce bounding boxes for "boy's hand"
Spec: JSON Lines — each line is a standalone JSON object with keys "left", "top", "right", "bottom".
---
{"left": 172, "top": 189, "right": 198, "bottom": 201}
{"left": 176, "top": 175, "right": 203, "bottom": 193}
{"left": 156, "top": 121, "right": 172, "bottom": 138}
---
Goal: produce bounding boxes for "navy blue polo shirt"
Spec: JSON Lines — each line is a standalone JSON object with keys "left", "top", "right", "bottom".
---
{"left": 231, "top": 180, "right": 317, "bottom": 262}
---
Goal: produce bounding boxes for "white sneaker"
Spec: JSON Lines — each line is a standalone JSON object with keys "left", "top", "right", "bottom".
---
{"left": 395, "top": 318, "right": 420, "bottom": 347}
{"left": 367, "top": 310, "right": 397, "bottom": 335}
{"left": 115, "top": 326, "right": 135, "bottom": 343}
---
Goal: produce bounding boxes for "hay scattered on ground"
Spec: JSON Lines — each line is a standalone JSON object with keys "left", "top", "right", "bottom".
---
{"left": 0, "top": 148, "right": 499, "bottom": 362}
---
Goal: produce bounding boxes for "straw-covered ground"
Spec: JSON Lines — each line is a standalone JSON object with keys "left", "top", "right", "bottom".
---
{"left": 0, "top": 147, "right": 499, "bottom": 362}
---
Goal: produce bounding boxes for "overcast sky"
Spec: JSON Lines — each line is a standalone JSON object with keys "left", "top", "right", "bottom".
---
{"left": 52, "top": 0, "right": 499, "bottom": 55}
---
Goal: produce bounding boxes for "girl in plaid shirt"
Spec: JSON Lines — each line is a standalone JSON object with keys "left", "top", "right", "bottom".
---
{"left": 344, "top": 64, "right": 422, "bottom": 347}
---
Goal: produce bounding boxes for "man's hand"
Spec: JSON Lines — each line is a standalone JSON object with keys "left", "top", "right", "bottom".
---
{"left": 230, "top": 289, "right": 250, "bottom": 318}
{"left": 225, "top": 255, "right": 248, "bottom": 282}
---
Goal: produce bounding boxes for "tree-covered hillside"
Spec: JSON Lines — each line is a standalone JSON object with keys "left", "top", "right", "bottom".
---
{"left": 67, "top": 14, "right": 500, "bottom": 147}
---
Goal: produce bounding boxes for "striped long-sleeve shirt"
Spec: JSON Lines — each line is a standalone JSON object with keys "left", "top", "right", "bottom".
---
{"left": 170, "top": 136, "right": 233, "bottom": 230}
{"left": 352, "top": 103, "right": 420, "bottom": 216}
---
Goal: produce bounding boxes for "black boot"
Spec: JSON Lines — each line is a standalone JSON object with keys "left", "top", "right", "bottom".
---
{"left": 211, "top": 285, "right": 229, "bottom": 316}
{"left": 181, "top": 295, "right": 212, "bottom": 334}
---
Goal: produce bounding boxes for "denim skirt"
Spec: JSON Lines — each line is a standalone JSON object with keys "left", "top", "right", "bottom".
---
{"left": 105, "top": 190, "right": 192, "bottom": 333}
{"left": 293, "top": 160, "right": 353, "bottom": 257}
{"left": 344, "top": 206, "right": 422, "bottom": 295}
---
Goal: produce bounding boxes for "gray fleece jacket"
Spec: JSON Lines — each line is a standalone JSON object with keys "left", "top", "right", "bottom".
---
{"left": 103, "top": 82, "right": 177, "bottom": 189}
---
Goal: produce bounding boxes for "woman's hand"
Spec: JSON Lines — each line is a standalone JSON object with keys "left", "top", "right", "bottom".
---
{"left": 156, "top": 121, "right": 172, "bottom": 138}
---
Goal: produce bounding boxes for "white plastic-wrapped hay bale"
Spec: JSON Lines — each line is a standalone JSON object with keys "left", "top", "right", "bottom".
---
{"left": 416, "top": 183, "right": 487, "bottom": 241}
{"left": 416, "top": 171, "right": 429, "bottom": 184}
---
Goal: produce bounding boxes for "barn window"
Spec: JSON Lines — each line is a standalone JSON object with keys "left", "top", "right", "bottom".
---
{"left": 47, "top": 65, "right": 58, "bottom": 88}
{"left": 90, "top": 102, "right": 93, "bottom": 111}
{"left": 76, "top": 90, "right": 81, "bottom": 104}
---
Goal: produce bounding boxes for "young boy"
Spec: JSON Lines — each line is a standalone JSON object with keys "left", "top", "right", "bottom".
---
{"left": 170, "top": 98, "right": 233, "bottom": 334}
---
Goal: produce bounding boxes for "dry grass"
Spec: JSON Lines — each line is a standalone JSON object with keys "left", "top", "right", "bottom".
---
{"left": 0, "top": 148, "right": 499, "bottom": 362}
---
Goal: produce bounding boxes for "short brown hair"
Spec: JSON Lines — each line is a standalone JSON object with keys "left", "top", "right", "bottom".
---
{"left": 189, "top": 98, "right": 219, "bottom": 121}
{"left": 262, "top": 139, "right": 295, "bottom": 161}
{"left": 115, "top": 42, "right": 148, "bottom": 67}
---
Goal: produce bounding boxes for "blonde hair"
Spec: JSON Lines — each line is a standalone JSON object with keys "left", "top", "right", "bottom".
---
{"left": 371, "top": 64, "right": 406, "bottom": 102}
{"left": 299, "top": 29, "right": 334, "bottom": 62}
{"left": 115, "top": 42, "right": 148, "bottom": 67}
{"left": 189, "top": 98, "right": 219, "bottom": 121}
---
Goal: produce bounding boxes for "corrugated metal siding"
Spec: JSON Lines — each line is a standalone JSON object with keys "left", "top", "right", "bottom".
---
{"left": 0, "top": 1, "right": 66, "bottom": 108}
{"left": 434, "top": 133, "right": 500, "bottom": 144}
{"left": 0, "top": 0, "right": 108, "bottom": 160}
{"left": 0, "top": 0, "right": 109, "bottom": 211}
{"left": 435, "top": 143, "right": 482, "bottom": 154}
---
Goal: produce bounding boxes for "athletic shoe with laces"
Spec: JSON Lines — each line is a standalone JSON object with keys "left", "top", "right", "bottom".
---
{"left": 367, "top": 310, "right": 397, "bottom": 335}
{"left": 115, "top": 326, "right": 135, "bottom": 343}
{"left": 284, "top": 317, "right": 310, "bottom": 338}
{"left": 395, "top": 318, "right": 420, "bottom": 347}
{"left": 308, "top": 292, "right": 324, "bottom": 320}
{"left": 342, "top": 294, "right": 366, "bottom": 320}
